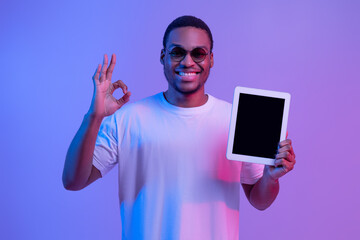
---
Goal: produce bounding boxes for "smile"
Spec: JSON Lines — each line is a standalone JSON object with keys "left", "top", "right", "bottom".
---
{"left": 176, "top": 72, "right": 200, "bottom": 76}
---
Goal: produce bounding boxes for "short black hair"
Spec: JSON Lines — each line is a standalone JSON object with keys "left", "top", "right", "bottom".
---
{"left": 162, "top": 15, "right": 213, "bottom": 52}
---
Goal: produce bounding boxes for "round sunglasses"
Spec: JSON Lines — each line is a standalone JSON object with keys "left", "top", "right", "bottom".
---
{"left": 166, "top": 47, "right": 209, "bottom": 63}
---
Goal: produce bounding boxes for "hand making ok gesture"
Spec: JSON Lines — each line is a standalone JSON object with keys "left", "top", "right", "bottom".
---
{"left": 88, "top": 54, "right": 131, "bottom": 118}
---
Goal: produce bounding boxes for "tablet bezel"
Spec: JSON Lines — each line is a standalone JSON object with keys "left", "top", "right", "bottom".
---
{"left": 226, "top": 86, "right": 291, "bottom": 166}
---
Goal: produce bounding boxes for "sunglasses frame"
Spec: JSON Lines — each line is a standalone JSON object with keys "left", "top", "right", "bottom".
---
{"left": 166, "top": 47, "right": 210, "bottom": 63}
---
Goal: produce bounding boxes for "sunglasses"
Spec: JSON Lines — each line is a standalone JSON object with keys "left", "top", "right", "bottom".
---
{"left": 167, "top": 47, "right": 209, "bottom": 63}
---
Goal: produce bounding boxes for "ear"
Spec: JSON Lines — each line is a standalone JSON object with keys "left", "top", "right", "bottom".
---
{"left": 210, "top": 51, "right": 214, "bottom": 68}
{"left": 160, "top": 49, "right": 165, "bottom": 65}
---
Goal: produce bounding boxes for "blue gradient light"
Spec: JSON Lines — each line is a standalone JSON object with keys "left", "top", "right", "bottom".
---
{"left": 1, "top": 0, "right": 359, "bottom": 239}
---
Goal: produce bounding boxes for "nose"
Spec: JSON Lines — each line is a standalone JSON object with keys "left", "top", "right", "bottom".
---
{"left": 180, "top": 52, "right": 195, "bottom": 67}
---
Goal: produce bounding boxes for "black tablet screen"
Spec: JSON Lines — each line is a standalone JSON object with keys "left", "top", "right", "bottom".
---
{"left": 232, "top": 93, "right": 285, "bottom": 159}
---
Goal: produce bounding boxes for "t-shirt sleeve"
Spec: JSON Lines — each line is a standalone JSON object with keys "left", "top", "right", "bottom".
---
{"left": 240, "top": 162, "right": 264, "bottom": 185}
{"left": 92, "top": 114, "right": 119, "bottom": 177}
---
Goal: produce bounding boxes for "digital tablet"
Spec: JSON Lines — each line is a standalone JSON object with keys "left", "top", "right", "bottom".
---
{"left": 226, "top": 87, "right": 291, "bottom": 166}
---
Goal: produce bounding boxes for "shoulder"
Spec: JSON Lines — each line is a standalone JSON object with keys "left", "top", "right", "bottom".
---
{"left": 111, "top": 93, "right": 162, "bottom": 122}
{"left": 99, "top": 93, "right": 162, "bottom": 132}
{"left": 208, "top": 94, "right": 232, "bottom": 114}
{"left": 116, "top": 93, "right": 161, "bottom": 113}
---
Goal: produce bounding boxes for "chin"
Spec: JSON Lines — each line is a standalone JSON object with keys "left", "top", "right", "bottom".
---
{"left": 175, "top": 83, "right": 204, "bottom": 95}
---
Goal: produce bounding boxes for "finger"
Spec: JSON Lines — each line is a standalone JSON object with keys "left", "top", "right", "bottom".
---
{"left": 286, "top": 131, "right": 288, "bottom": 139}
{"left": 112, "top": 80, "right": 128, "bottom": 94}
{"left": 92, "top": 64, "right": 101, "bottom": 85}
{"left": 116, "top": 91, "right": 131, "bottom": 106}
{"left": 100, "top": 54, "right": 108, "bottom": 83}
{"left": 277, "top": 152, "right": 296, "bottom": 166}
{"left": 274, "top": 158, "right": 292, "bottom": 170}
{"left": 278, "top": 147, "right": 295, "bottom": 161}
{"left": 278, "top": 139, "right": 295, "bottom": 158}
{"left": 279, "top": 139, "right": 292, "bottom": 148}
{"left": 289, "top": 146, "right": 295, "bottom": 158}
{"left": 106, "top": 54, "right": 116, "bottom": 81}
{"left": 274, "top": 158, "right": 287, "bottom": 167}
{"left": 278, "top": 145, "right": 291, "bottom": 154}
{"left": 290, "top": 155, "right": 296, "bottom": 164}
{"left": 275, "top": 151, "right": 291, "bottom": 161}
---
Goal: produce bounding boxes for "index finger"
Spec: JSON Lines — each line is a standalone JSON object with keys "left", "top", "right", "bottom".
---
{"left": 279, "top": 139, "right": 292, "bottom": 148}
{"left": 106, "top": 54, "right": 116, "bottom": 81}
{"left": 92, "top": 64, "right": 101, "bottom": 84}
{"left": 112, "top": 80, "right": 128, "bottom": 94}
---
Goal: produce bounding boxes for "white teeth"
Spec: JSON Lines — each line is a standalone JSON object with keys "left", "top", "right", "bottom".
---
{"left": 178, "top": 72, "right": 197, "bottom": 76}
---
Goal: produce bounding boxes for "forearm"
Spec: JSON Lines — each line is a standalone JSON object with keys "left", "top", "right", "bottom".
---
{"left": 249, "top": 170, "right": 279, "bottom": 211}
{"left": 62, "top": 113, "right": 103, "bottom": 190}
{"left": 245, "top": 138, "right": 296, "bottom": 210}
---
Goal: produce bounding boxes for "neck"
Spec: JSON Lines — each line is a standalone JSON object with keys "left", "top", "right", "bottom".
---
{"left": 164, "top": 89, "right": 208, "bottom": 108}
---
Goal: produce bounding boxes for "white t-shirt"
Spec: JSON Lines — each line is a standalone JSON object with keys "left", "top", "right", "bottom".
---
{"left": 93, "top": 92, "right": 264, "bottom": 240}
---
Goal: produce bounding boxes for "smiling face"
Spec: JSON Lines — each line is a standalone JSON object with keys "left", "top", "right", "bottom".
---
{"left": 161, "top": 27, "right": 214, "bottom": 96}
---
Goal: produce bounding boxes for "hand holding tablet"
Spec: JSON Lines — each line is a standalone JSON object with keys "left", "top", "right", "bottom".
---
{"left": 227, "top": 87, "right": 291, "bottom": 166}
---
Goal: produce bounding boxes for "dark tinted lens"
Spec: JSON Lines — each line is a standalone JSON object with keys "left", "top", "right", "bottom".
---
{"left": 169, "top": 47, "right": 186, "bottom": 61}
{"left": 191, "top": 48, "right": 207, "bottom": 62}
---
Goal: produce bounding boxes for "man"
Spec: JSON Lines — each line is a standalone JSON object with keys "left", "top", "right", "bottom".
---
{"left": 63, "top": 16, "right": 296, "bottom": 239}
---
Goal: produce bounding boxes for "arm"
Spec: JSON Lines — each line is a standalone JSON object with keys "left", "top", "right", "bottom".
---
{"left": 242, "top": 138, "right": 296, "bottom": 210}
{"left": 62, "top": 54, "right": 131, "bottom": 191}
{"left": 62, "top": 114, "right": 103, "bottom": 190}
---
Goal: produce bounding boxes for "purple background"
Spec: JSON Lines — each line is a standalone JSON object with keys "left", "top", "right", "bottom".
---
{"left": 1, "top": 0, "right": 359, "bottom": 239}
